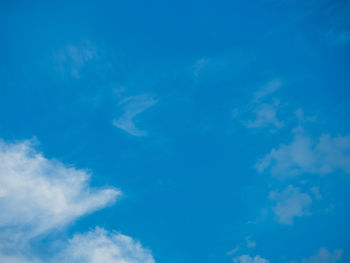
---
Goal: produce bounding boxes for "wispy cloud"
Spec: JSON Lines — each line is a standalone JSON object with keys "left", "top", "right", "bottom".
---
{"left": 234, "top": 79, "right": 284, "bottom": 131}
{"left": 193, "top": 58, "right": 209, "bottom": 77}
{"left": 324, "top": 2, "right": 350, "bottom": 46}
{"left": 269, "top": 185, "right": 312, "bottom": 225}
{"left": 233, "top": 254, "right": 269, "bottom": 263}
{"left": 299, "top": 247, "right": 343, "bottom": 263}
{"left": 113, "top": 94, "right": 157, "bottom": 137}
{"left": 246, "top": 101, "right": 283, "bottom": 130}
{"left": 310, "top": 186, "right": 322, "bottom": 200}
{"left": 226, "top": 237, "right": 256, "bottom": 257}
{"left": 253, "top": 79, "right": 282, "bottom": 102}
{"left": 54, "top": 41, "right": 100, "bottom": 78}
{"left": 245, "top": 237, "right": 256, "bottom": 248}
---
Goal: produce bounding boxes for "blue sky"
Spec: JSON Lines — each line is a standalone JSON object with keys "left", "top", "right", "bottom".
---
{"left": 0, "top": 0, "right": 350, "bottom": 262}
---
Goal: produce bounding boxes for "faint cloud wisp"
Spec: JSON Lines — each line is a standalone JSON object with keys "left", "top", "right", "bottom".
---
{"left": 113, "top": 94, "right": 157, "bottom": 137}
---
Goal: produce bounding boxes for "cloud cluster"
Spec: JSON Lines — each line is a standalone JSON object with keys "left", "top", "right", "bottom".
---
{"left": 256, "top": 129, "right": 350, "bottom": 178}
{"left": 0, "top": 139, "right": 155, "bottom": 262}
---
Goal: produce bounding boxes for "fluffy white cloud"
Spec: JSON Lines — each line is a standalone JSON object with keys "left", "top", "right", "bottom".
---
{"left": 233, "top": 254, "right": 269, "bottom": 263}
{"left": 269, "top": 185, "right": 312, "bottom": 225}
{"left": 256, "top": 129, "right": 350, "bottom": 178}
{"left": 300, "top": 247, "right": 343, "bottom": 263}
{"left": 113, "top": 94, "right": 157, "bottom": 137}
{"left": 0, "top": 139, "right": 155, "bottom": 262}
{"left": 55, "top": 227, "right": 155, "bottom": 263}
{"left": 0, "top": 228, "right": 155, "bottom": 263}
{"left": 0, "top": 140, "right": 120, "bottom": 239}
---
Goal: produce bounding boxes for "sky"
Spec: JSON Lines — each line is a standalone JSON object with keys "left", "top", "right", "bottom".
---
{"left": 0, "top": 0, "right": 350, "bottom": 262}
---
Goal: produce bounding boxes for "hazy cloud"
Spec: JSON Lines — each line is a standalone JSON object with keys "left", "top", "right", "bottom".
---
{"left": 113, "top": 94, "right": 157, "bottom": 137}
{"left": 246, "top": 101, "right": 283, "bottom": 129}
{"left": 256, "top": 129, "right": 350, "bottom": 178}
{"left": 237, "top": 79, "right": 283, "bottom": 131}
{"left": 269, "top": 185, "right": 312, "bottom": 225}
{"left": 54, "top": 41, "right": 100, "bottom": 78}
{"left": 233, "top": 254, "right": 269, "bottom": 263}
{"left": 300, "top": 247, "right": 343, "bottom": 263}
{"left": 253, "top": 79, "right": 282, "bottom": 102}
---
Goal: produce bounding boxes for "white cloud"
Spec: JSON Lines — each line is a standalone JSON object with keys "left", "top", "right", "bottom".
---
{"left": 0, "top": 228, "right": 155, "bottom": 263}
{"left": 233, "top": 254, "right": 269, "bottom": 263}
{"left": 300, "top": 247, "right": 343, "bottom": 263}
{"left": 0, "top": 140, "right": 120, "bottom": 239}
{"left": 113, "top": 94, "right": 157, "bottom": 137}
{"left": 55, "top": 227, "right": 155, "bottom": 263}
{"left": 256, "top": 129, "right": 350, "bottom": 178}
{"left": 269, "top": 185, "right": 312, "bottom": 225}
{"left": 0, "top": 139, "right": 155, "bottom": 262}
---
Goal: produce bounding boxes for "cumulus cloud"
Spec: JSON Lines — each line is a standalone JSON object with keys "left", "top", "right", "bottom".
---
{"left": 256, "top": 129, "right": 350, "bottom": 178}
{"left": 233, "top": 254, "right": 269, "bottom": 263}
{"left": 300, "top": 247, "right": 343, "bottom": 263}
{"left": 113, "top": 94, "right": 157, "bottom": 137}
{"left": 0, "top": 139, "right": 155, "bottom": 262}
{"left": 269, "top": 185, "right": 312, "bottom": 225}
{"left": 55, "top": 227, "right": 155, "bottom": 263}
{"left": 0, "top": 228, "right": 155, "bottom": 263}
{"left": 0, "top": 140, "right": 120, "bottom": 239}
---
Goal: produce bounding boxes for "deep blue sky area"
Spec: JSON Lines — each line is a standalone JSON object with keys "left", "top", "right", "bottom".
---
{"left": 0, "top": 1, "right": 350, "bottom": 263}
